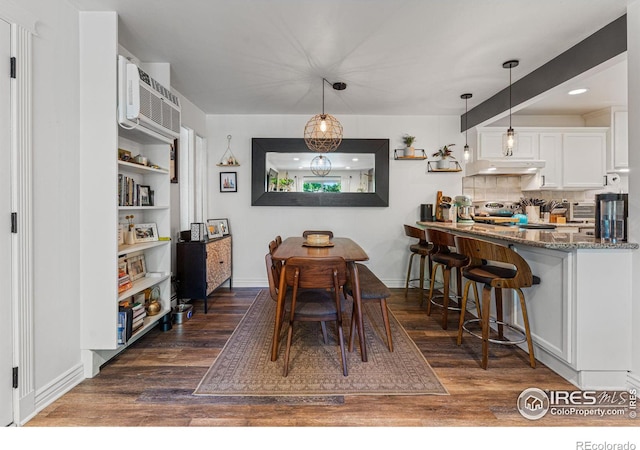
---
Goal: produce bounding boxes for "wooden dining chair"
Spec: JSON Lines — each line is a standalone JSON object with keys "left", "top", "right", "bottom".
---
{"left": 279, "top": 256, "right": 349, "bottom": 377}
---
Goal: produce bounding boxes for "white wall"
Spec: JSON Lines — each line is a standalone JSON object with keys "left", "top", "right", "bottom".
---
{"left": 626, "top": 0, "right": 640, "bottom": 388}
{"left": 206, "top": 114, "right": 464, "bottom": 287}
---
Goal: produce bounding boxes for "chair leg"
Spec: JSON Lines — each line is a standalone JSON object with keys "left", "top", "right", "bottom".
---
{"left": 419, "top": 254, "right": 426, "bottom": 302}
{"left": 441, "top": 266, "right": 451, "bottom": 330}
{"left": 404, "top": 253, "right": 415, "bottom": 298}
{"left": 348, "top": 302, "right": 357, "bottom": 352}
{"left": 320, "top": 321, "right": 328, "bottom": 344}
{"left": 495, "top": 288, "right": 504, "bottom": 339}
{"left": 426, "top": 263, "right": 440, "bottom": 313}
{"left": 481, "top": 285, "right": 492, "bottom": 369}
{"left": 516, "top": 288, "right": 536, "bottom": 369}
{"left": 379, "top": 299, "right": 393, "bottom": 352}
{"left": 457, "top": 280, "right": 472, "bottom": 346}
{"left": 337, "top": 320, "right": 348, "bottom": 376}
{"left": 283, "top": 320, "right": 294, "bottom": 377}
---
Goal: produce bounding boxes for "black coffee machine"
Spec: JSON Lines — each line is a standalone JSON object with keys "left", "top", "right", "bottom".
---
{"left": 595, "top": 193, "right": 628, "bottom": 242}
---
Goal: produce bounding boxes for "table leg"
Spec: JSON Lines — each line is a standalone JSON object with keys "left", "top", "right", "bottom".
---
{"left": 349, "top": 262, "right": 367, "bottom": 362}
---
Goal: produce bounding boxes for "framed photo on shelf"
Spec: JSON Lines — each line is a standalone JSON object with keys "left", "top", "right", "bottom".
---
{"left": 126, "top": 254, "right": 147, "bottom": 281}
{"left": 139, "top": 185, "right": 152, "bottom": 206}
{"left": 220, "top": 172, "right": 237, "bottom": 192}
{"left": 206, "top": 219, "right": 224, "bottom": 239}
{"left": 118, "top": 224, "right": 124, "bottom": 245}
{"left": 133, "top": 223, "right": 158, "bottom": 243}
{"left": 209, "top": 218, "right": 230, "bottom": 236}
{"left": 170, "top": 139, "right": 178, "bottom": 183}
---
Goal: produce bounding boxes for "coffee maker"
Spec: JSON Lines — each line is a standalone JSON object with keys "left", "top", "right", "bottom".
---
{"left": 454, "top": 195, "right": 474, "bottom": 224}
{"left": 595, "top": 193, "right": 628, "bottom": 242}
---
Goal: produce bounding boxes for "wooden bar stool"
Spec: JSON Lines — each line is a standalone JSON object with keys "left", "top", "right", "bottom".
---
{"left": 403, "top": 225, "right": 435, "bottom": 302}
{"left": 426, "top": 229, "right": 469, "bottom": 329}
{"left": 454, "top": 235, "right": 539, "bottom": 369}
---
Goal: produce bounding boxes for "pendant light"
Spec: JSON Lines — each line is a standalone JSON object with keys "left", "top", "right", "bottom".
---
{"left": 304, "top": 78, "right": 346, "bottom": 153}
{"left": 461, "top": 93, "right": 472, "bottom": 161}
{"left": 503, "top": 60, "right": 519, "bottom": 156}
{"left": 310, "top": 155, "right": 332, "bottom": 176}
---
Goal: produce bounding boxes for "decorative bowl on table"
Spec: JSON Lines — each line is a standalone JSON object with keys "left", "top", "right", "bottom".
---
{"left": 304, "top": 234, "right": 332, "bottom": 246}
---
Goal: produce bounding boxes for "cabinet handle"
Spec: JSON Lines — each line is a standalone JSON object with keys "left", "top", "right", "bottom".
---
{"left": 219, "top": 261, "right": 224, "bottom": 264}
{"left": 541, "top": 175, "right": 545, "bottom": 187}
{"left": 603, "top": 175, "right": 608, "bottom": 186}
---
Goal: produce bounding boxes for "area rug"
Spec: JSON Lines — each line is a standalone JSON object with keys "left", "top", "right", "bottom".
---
{"left": 193, "top": 290, "right": 448, "bottom": 397}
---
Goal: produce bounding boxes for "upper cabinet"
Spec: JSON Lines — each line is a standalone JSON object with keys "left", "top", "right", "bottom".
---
{"left": 520, "top": 128, "right": 608, "bottom": 190}
{"left": 584, "top": 107, "right": 628, "bottom": 172}
{"left": 477, "top": 128, "right": 538, "bottom": 160}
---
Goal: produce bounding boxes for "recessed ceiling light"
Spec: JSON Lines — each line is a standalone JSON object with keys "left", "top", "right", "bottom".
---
{"left": 568, "top": 88, "right": 588, "bottom": 95}
{"left": 293, "top": 157, "right": 300, "bottom": 161}
{"left": 346, "top": 166, "right": 351, "bottom": 169}
{"left": 352, "top": 158, "right": 359, "bottom": 162}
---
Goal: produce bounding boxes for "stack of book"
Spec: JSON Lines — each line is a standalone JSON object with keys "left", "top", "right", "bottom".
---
{"left": 118, "top": 268, "right": 132, "bottom": 293}
{"left": 132, "top": 302, "right": 146, "bottom": 333}
{"left": 117, "top": 303, "right": 132, "bottom": 345}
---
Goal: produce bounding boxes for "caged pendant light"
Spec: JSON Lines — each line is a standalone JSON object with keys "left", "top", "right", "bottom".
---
{"left": 503, "top": 60, "right": 519, "bottom": 156}
{"left": 310, "top": 155, "right": 332, "bottom": 176}
{"left": 461, "top": 93, "right": 472, "bottom": 161}
{"left": 304, "top": 78, "right": 346, "bottom": 153}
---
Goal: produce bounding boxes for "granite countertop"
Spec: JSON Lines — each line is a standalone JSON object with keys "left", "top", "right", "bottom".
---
{"left": 416, "top": 221, "right": 638, "bottom": 250}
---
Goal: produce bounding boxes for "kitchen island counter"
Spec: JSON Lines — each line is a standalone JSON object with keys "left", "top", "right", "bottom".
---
{"left": 416, "top": 220, "right": 634, "bottom": 390}
{"left": 416, "top": 221, "right": 638, "bottom": 250}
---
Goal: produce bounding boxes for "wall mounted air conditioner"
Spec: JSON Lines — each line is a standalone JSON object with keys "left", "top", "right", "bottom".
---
{"left": 117, "top": 55, "right": 181, "bottom": 143}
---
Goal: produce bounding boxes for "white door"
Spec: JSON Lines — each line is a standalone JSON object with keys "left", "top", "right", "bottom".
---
{"left": 0, "top": 18, "right": 14, "bottom": 426}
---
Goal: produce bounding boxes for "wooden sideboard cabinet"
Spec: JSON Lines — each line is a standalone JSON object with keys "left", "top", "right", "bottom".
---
{"left": 176, "top": 235, "right": 232, "bottom": 313}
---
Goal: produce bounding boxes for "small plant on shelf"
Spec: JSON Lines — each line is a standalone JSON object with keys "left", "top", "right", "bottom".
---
{"left": 403, "top": 134, "right": 416, "bottom": 147}
{"left": 126, "top": 215, "right": 135, "bottom": 230}
{"left": 432, "top": 144, "right": 456, "bottom": 160}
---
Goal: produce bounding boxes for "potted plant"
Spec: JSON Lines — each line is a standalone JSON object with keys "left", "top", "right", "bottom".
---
{"left": 403, "top": 134, "right": 416, "bottom": 157}
{"left": 277, "top": 178, "right": 294, "bottom": 192}
{"left": 432, "top": 144, "right": 456, "bottom": 169}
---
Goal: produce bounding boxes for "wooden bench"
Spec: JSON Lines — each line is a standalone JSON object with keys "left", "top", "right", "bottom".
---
{"left": 344, "top": 263, "right": 393, "bottom": 352}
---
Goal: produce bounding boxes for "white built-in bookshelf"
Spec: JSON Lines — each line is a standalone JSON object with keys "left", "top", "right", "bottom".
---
{"left": 79, "top": 12, "right": 174, "bottom": 376}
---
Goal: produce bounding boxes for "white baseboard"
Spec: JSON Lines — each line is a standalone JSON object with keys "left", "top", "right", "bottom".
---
{"left": 24, "top": 363, "right": 85, "bottom": 424}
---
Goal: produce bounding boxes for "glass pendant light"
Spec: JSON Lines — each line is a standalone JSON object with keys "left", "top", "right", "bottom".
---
{"left": 503, "top": 60, "right": 519, "bottom": 157}
{"left": 304, "top": 79, "right": 346, "bottom": 153}
{"left": 461, "top": 93, "right": 472, "bottom": 161}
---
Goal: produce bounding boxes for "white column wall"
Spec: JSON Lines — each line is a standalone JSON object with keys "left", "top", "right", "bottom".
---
{"left": 626, "top": 0, "right": 640, "bottom": 388}
{"left": 206, "top": 114, "right": 464, "bottom": 287}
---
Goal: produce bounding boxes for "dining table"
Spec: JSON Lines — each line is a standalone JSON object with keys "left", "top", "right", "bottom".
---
{"left": 270, "top": 236, "right": 370, "bottom": 362}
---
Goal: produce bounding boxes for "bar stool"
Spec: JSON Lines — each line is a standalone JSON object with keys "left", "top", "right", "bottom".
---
{"left": 403, "top": 225, "right": 435, "bottom": 301}
{"left": 454, "top": 235, "right": 539, "bottom": 369}
{"left": 426, "top": 229, "right": 469, "bottom": 329}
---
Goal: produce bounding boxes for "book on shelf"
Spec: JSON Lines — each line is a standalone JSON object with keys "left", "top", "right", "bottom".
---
{"left": 118, "top": 306, "right": 133, "bottom": 344}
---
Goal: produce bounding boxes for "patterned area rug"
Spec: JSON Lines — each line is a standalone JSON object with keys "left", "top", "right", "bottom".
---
{"left": 193, "top": 290, "right": 448, "bottom": 397}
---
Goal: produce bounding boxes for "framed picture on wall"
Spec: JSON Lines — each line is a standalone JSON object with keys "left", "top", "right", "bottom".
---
{"left": 220, "top": 172, "right": 237, "bottom": 192}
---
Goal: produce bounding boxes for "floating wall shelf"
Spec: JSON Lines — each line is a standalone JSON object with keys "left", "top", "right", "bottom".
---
{"left": 393, "top": 149, "right": 426, "bottom": 160}
{"left": 217, "top": 134, "right": 240, "bottom": 167}
{"left": 427, "top": 161, "right": 462, "bottom": 172}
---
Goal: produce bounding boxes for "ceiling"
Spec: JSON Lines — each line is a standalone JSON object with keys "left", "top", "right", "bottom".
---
{"left": 69, "top": 0, "right": 629, "bottom": 117}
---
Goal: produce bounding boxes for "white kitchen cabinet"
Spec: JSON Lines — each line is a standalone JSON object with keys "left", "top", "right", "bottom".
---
{"left": 521, "top": 130, "right": 606, "bottom": 190}
{"left": 537, "top": 133, "right": 562, "bottom": 188}
{"left": 562, "top": 132, "right": 607, "bottom": 188}
{"left": 612, "top": 110, "right": 628, "bottom": 169}
{"left": 584, "top": 107, "right": 628, "bottom": 171}
{"left": 477, "top": 129, "right": 538, "bottom": 160}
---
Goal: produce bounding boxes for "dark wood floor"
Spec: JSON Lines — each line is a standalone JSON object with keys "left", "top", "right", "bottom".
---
{"left": 26, "top": 287, "right": 635, "bottom": 428}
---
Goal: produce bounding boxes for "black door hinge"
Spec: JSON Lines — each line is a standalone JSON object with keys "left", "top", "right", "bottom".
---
{"left": 10, "top": 57, "right": 16, "bottom": 79}
{"left": 11, "top": 212, "right": 17, "bottom": 233}
{"left": 12, "top": 367, "right": 18, "bottom": 388}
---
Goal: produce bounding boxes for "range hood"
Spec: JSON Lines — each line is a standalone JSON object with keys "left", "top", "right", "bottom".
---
{"left": 466, "top": 159, "right": 545, "bottom": 176}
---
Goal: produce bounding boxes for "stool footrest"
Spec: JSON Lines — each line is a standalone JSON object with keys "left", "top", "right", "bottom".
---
{"left": 462, "top": 318, "right": 527, "bottom": 345}
{"left": 429, "top": 295, "right": 462, "bottom": 311}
